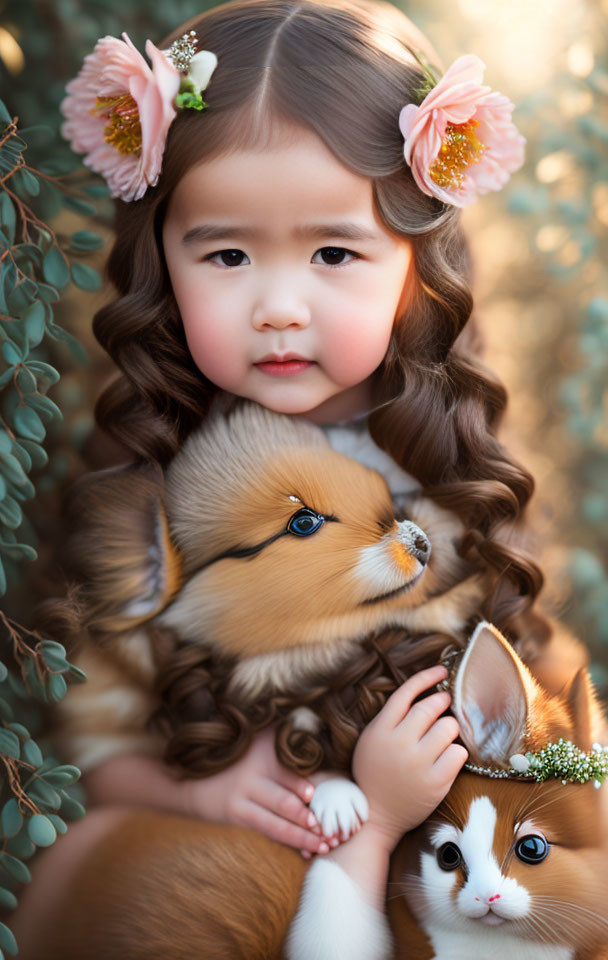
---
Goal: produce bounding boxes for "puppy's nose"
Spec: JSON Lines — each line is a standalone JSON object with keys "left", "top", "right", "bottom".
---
{"left": 397, "top": 520, "right": 431, "bottom": 565}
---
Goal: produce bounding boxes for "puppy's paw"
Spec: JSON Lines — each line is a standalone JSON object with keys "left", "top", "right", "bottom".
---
{"left": 309, "top": 778, "right": 368, "bottom": 840}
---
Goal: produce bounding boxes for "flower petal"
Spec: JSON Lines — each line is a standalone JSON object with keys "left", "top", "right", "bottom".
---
{"left": 399, "top": 53, "right": 525, "bottom": 207}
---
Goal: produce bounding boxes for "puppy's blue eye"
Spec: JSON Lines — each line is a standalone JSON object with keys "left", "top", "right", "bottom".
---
{"left": 287, "top": 508, "right": 324, "bottom": 537}
{"left": 515, "top": 835, "right": 549, "bottom": 864}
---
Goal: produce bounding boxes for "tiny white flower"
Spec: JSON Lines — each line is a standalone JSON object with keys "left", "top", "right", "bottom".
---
{"left": 187, "top": 50, "right": 218, "bottom": 94}
{"left": 510, "top": 753, "right": 530, "bottom": 773}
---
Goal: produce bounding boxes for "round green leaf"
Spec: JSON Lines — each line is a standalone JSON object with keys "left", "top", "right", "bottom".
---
{"left": 70, "top": 230, "right": 104, "bottom": 251}
{"left": 9, "top": 439, "right": 31, "bottom": 472}
{"left": 23, "top": 301, "right": 46, "bottom": 346}
{"left": 27, "top": 814, "right": 57, "bottom": 848}
{"left": 19, "top": 439, "right": 48, "bottom": 469}
{"left": 42, "top": 247, "right": 69, "bottom": 289}
{"left": 0, "top": 887, "right": 18, "bottom": 911}
{"left": 25, "top": 360, "right": 59, "bottom": 386}
{"left": 47, "top": 814, "right": 67, "bottom": 835}
{"left": 59, "top": 794, "right": 86, "bottom": 820}
{"left": 0, "top": 195, "right": 15, "bottom": 245}
{"left": 0, "top": 800, "right": 22, "bottom": 839}
{"left": 6, "top": 722, "right": 29, "bottom": 740}
{"left": 0, "top": 453, "right": 27, "bottom": 486}
{"left": 47, "top": 673, "right": 68, "bottom": 702}
{"left": 0, "top": 496, "right": 21, "bottom": 530}
{"left": 0, "top": 431, "right": 11, "bottom": 456}
{"left": 1, "top": 343, "right": 21, "bottom": 366}
{"left": 0, "top": 729, "right": 20, "bottom": 760}
{"left": 27, "top": 779, "right": 61, "bottom": 809}
{"left": 0, "top": 852, "right": 31, "bottom": 884}
{"left": 19, "top": 169, "right": 40, "bottom": 197}
{"left": 71, "top": 262, "right": 102, "bottom": 291}
{"left": 0, "top": 920, "right": 17, "bottom": 955}
{"left": 22, "top": 738, "right": 42, "bottom": 767}
{"left": 39, "top": 647, "right": 68, "bottom": 671}
{"left": 0, "top": 662, "right": 7, "bottom": 682}
{"left": 68, "top": 663, "right": 87, "bottom": 682}
{"left": 13, "top": 405, "right": 45, "bottom": 442}
{"left": 62, "top": 195, "right": 95, "bottom": 216}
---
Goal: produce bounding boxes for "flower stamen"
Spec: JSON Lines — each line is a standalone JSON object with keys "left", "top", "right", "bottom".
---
{"left": 93, "top": 94, "right": 142, "bottom": 156}
{"left": 428, "top": 118, "right": 486, "bottom": 191}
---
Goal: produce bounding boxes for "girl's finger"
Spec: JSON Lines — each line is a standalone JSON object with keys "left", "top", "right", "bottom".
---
{"left": 418, "top": 714, "right": 460, "bottom": 760}
{"left": 431, "top": 743, "right": 469, "bottom": 787}
{"left": 377, "top": 665, "right": 449, "bottom": 729}
{"left": 405, "top": 692, "right": 452, "bottom": 741}
{"left": 249, "top": 778, "right": 318, "bottom": 831}
{"left": 275, "top": 766, "right": 316, "bottom": 805}
{"left": 237, "top": 800, "right": 330, "bottom": 854}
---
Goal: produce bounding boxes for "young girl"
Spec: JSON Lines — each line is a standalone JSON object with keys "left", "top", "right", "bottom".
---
{"left": 11, "top": 0, "right": 552, "bottom": 952}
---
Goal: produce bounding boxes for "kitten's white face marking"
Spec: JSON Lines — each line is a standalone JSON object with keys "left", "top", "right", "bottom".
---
{"left": 419, "top": 797, "right": 531, "bottom": 929}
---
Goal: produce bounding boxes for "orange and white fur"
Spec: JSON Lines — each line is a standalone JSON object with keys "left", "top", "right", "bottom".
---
{"left": 24, "top": 622, "right": 608, "bottom": 960}
{"left": 54, "top": 401, "right": 483, "bottom": 830}
{"left": 290, "top": 622, "right": 608, "bottom": 960}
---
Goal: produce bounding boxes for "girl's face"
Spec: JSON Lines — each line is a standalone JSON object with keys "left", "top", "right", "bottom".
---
{"left": 162, "top": 125, "right": 413, "bottom": 424}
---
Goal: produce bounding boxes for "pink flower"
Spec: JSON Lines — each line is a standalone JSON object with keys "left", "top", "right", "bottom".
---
{"left": 61, "top": 33, "right": 181, "bottom": 202}
{"left": 399, "top": 55, "right": 526, "bottom": 208}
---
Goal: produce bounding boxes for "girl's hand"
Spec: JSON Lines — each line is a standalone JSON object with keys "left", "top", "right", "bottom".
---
{"left": 352, "top": 664, "right": 467, "bottom": 853}
{"left": 184, "top": 726, "right": 330, "bottom": 856}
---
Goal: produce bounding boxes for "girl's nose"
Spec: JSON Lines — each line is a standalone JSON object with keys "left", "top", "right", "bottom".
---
{"left": 252, "top": 288, "right": 311, "bottom": 331}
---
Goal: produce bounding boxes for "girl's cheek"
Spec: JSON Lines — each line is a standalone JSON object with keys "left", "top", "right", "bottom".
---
{"left": 320, "top": 308, "right": 394, "bottom": 386}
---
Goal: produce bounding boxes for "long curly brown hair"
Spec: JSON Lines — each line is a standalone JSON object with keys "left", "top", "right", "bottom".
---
{"left": 81, "top": 0, "right": 550, "bottom": 770}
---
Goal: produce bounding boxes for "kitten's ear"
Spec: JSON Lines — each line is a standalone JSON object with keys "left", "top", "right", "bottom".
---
{"left": 452, "top": 621, "right": 539, "bottom": 765}
{"left": 66, "top": 464, "right": 183, "bottom": 634}
{"left": 561, "top": 669, "right": 604, "bottom": 752}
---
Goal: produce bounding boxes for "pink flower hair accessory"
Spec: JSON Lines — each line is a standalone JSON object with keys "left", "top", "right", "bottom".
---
{"left": 60, "top": 31, "right": 217, "bottom": 202}
{"left": 399, "top": 53, "right": 526, "bottom": 208}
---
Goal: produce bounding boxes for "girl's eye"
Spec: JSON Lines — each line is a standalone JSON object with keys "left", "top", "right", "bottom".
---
{"left": 515, "top": 835, "right": 549, "bottom": 864}
{"left": 287, "top": 508, "right": 325, "bottom": 537}
{"left": 312, "top": 247, "right": 358, "bottom": 267}
{"left": 437, "top": 841, "right": 463, "bottom": 871}
{"left": 207, "top": 249, "right": 250, "bottom": 268}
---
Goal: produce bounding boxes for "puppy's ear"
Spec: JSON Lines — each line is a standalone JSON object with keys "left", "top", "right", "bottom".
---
{"left": 65, "top": 464, "right": 183, "bottom": 636}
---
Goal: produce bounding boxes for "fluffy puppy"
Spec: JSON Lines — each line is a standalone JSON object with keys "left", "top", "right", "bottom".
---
{"left": 52, "top": 402, "right": 483, "bottom": 778}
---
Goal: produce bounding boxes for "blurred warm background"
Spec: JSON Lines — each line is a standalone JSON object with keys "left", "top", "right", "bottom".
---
{"left": 1, "top": 0, "right": 607, "bottom": 689}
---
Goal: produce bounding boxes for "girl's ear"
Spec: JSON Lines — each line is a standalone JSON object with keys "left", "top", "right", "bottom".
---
{"left": 66, "top": 464, "right": 183, "bottom": 634}
{"left": 452, "top": 621, "right": 538, "bottom": 765}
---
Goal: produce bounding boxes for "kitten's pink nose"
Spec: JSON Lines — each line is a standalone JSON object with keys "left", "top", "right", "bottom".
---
{"left": 474, "top": 894, "right": 501, "bottom": 903}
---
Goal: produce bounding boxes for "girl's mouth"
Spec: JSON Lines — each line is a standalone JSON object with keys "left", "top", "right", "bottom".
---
{"left": 255, "top": 360, "right": 314, "bottom": 377}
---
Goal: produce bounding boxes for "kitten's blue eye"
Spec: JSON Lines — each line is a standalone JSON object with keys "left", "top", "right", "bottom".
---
{"left": 287, "top": 508, "right": 324, "bottom": 536}
{"left": 437, "top": 841, "right": 462, "bottom": 871}
{"left": 515, "top": 835, "right": 549, "bottom": 864}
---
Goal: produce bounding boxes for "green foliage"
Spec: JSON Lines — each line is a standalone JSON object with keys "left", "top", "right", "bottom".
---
{"left": 0, "top": 99, "right": 100, "bottom": 952}
{"left": 0, "top": 613, "right": 87, "bottom": 948}
{"left": 0, "top": 106, "right": 104, "bottom": 597}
